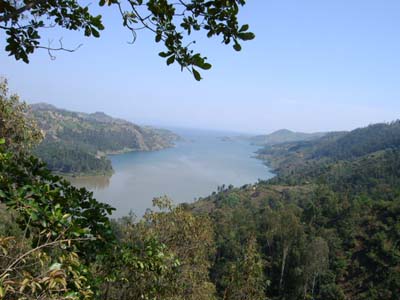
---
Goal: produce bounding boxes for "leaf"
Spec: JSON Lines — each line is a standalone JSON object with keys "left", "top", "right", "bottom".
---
{"left": 159, "top": 51, "right": 170, "bottom": 58}
{"left": 239, "top": 24, "right": 249, "bottom": 32}
{"left": 238, "top": 32, "right": 255, "bottom": 41}
{"left": 201, "top": 63, "right": 212, "bottom": 70}
{"left": 166, "top": 55, "right": 175, "bottom": 66}
{"left": 49, "top": 263, "right": 62, "bottom": 271}
{"left": 192, "top": 68, "right": 201, "bottom": 81}
{"left": 84, "top": 27, "right": 91, "bottom": 37}
{"left": 92, "top": 28, "right": 100, "bottom": 38}
{"left": 197, "top": 62, "right": 212, "bottom": 70}
{"left": 233, "top": 43, "right": 242, "bottom": 51}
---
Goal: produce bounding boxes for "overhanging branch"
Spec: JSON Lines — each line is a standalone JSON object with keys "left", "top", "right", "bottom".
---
{"left": 0, "top": 0, "right": 47, "bottom": 23}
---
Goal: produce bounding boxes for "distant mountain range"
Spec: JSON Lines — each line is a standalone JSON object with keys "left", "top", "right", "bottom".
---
{"left": 249, "top": 129, "right": 327, "bottom": 146}
{"left": 31, "top": 103, "right": 180, "bottom": 175}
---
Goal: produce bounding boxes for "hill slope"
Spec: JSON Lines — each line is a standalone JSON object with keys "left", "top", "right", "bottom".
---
{"left": 188, "top": 120, "right": 400, "bottom": 300}
{"left": 257, "top": 121, "right": 400, "bottom": 177}
{"left": 31, "top": 103, "right": 180, "bottom": 174}
{"left": 250, "top": 129, "right": 326, "bottom": 146}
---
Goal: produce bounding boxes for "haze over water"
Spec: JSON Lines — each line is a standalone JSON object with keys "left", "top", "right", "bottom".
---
{"left": 70, "top": 128, "right": 273, "bottom": 217}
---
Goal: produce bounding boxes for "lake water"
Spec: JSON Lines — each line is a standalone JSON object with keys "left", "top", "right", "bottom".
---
{"left": 69, "top": 128, "right": 274, "bottom": 217}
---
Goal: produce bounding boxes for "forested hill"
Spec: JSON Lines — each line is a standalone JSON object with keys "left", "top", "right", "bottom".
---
{"left": 257, "top": 120, "right": 400, "bottom": 178}
{"left": 250, "top": 128, "right": 327, "bottom": 145}
{"left": 31, "top": 103, "right": 180, "bottom": 174}
{"left": 189, "top": 120, "right": 400, "bottom": 300}
{"left": 312, "top": 121, "right": 400, "bottom": 159}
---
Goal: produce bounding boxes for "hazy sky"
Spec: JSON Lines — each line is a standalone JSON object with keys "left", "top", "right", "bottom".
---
{"left": 1, "top": 0, "right": 400, "bottom": 134}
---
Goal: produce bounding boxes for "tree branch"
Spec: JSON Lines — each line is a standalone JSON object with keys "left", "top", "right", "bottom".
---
{"left": 0, "top": 0, "right": 47, "bottom": 23}
{"left": 0, "top": 237, "right": 94, "bottom": 278}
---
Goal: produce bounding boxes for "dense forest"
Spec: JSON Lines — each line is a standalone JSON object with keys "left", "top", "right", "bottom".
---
{"left": 189, "top": 121, "right": 400, "bottom": 299}
{"left": 31, "top": 103, "right": 180, "bottom": 175}
{"left": 1, "top": 81, "right": 399, "bottom": 300}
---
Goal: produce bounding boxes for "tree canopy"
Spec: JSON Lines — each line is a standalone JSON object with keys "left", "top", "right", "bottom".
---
{"left": 0, "top": 0, "right": 254, "bottom": 80}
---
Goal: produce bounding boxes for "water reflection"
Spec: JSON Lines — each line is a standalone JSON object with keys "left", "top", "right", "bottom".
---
{"left": 65, "top": 175, "right": 111, "bottom": 190}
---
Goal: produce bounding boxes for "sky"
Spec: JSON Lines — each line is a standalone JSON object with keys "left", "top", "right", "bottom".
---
{"left": 1, "top": 0, "right": 400, "bottom": 134}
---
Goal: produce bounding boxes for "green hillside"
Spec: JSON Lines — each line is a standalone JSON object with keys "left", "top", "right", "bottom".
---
{"left": 250, "top": 129, "right": 327, "bottom": 146}
{"left": 188, "top": 120, "right": 400, "bottom": 300}
{"left": 31, "top": 103, "right": 180, "bottom": 175}
{"left": 257, "top": 121, "right": 400, "bottom": 177}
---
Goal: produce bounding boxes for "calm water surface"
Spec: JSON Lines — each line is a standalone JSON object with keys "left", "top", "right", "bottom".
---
{"left": 69, "top": 129, "right": 273, "bottom": 217}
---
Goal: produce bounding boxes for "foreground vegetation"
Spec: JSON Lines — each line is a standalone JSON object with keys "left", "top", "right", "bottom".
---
{"left": 1, "top": 80, "right": 399, "bottom": 299}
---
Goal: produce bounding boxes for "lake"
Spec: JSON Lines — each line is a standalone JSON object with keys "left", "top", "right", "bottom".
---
{"left": 69, "top": 128, "right": 274, "bottom": 217}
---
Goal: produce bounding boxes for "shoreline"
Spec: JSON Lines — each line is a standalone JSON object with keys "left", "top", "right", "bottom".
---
{"left": 56, "top": 143, "right": 177, "bottom": 178}
{"left": 55, "top": 169, "right": 114, "bottom": 178}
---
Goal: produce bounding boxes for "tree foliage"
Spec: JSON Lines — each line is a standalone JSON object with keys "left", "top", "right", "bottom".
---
{"left": 0, "top": 78, "right": 42, "bottom": 154}
{"left": 0, "top": 141, "right": 114, "bottom": 299}
{"left": 93, "top": 197, "right": 216, "bottom": 300}
{"left": 224, "top": 236, "right": 266, "bottom": 300}
{"left": 0, "top": 0, "right": 254, "bottom": 80}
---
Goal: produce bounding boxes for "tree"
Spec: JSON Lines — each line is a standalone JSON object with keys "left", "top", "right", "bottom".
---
{"left": 224, "top": 236, "right": 267, "bottom": 300}
{"left": 0, "top": 78, "right": 42, "bottom": 154}
{"left": 0, "top": 0, "right": 254, "bottom": 80}
{"left": 93, "top": 197, "right": 217, "bottom": 300}
{"left": 302, "top": 237, "right": 329, "bottom": 300}
{"left": 0, "top": 81, "right": 117, "bottom": 299}
{"left": 265, "top": 206, "right": 303, "bottom": 295}
{"left": 0, "top": 225, "right": 96, "bottom": 300}
{"left": 143, "top": 196, "right": 217, "bottom": 300}
{"left": 0, "top": 140, "right": 114, "bottom": 299}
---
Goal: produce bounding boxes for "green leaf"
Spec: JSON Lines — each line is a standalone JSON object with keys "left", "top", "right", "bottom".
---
{"left": 49, "top": 262, "right": 62, "bottom": 271}
{"left": 84, "top": 27, "right": 91, "bottom": 37}
{"left": 166, "top": 55, "right": 175, "bottom": 66}
{"left": 239, "top": 24, "right": 249, "bottom": 32}
{"left": 197, "top": 62, "right": 212, "bottom": 70}
{"left": 238, "top": 32, "right": 255, "bottom": 41}
{"left": 159, "top": 52, "right": 170, "bottom": 58}
{"left": 192, "top": 68, "right": 201, "bottom": 81}
{"left": 233, "top": 43, "right": 242, "bottom": 51}
{"left": 92, "top": 28, "right": 100, "bottom": 38}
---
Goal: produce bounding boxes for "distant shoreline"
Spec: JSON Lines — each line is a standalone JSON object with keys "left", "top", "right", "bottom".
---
{"left": 55, "top": 169, "right": 114, "bottom": 178}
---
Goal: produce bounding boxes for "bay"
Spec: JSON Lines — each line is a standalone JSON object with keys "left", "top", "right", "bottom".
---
{"left": 68, "top": 128, "right": 274, "bottom": 217}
